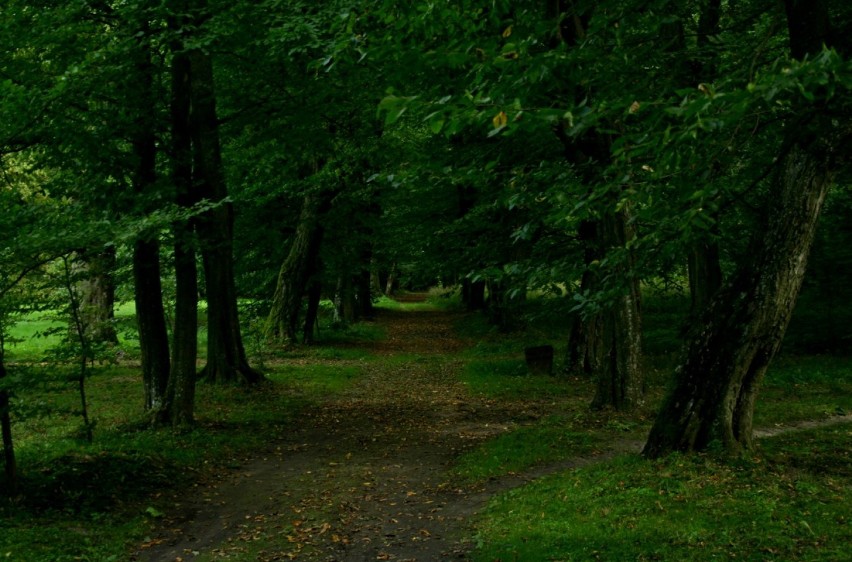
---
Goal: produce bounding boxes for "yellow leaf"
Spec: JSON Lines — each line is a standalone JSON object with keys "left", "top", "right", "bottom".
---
{"left": 629, "top": 101, "right": 641, "bottom": 114}
{"left": 502, "top": 25, "right": 513, "bottom": 38}
{"left": 492, "top": 111, "right": 508, "bottom": 128}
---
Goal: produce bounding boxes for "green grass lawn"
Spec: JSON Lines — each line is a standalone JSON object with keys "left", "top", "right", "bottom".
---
{"left": 1, "top": 293, "right": 848, "bottom": 561}
{"left": 0, "top": 339, "right": 368, "bottom": 562}
{"left": 470, "top": 423, "right": 851, "bottom": 561}
{"left": 451, "top": 293, "right": 850, "bottom": 562}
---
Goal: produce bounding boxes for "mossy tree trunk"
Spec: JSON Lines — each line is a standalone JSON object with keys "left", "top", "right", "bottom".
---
{"left": 76, "top": 247, "right": 118, "bottom": 345}
{"left": 591, "top": 207, "right": 643, "bottom": 411}
{"left": 643, "top": 0, "right": 848, "bottom": 458}
{"left": 268, "top": 191, "right": 333, "bottom": 343}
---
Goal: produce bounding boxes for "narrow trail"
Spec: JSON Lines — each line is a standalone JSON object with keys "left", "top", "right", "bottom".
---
{"left": 133, "top": 297, "right": 850, "bottom": 562}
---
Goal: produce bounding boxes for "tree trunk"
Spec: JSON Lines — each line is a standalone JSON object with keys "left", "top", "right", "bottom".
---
{"left": 130, "top": 20, "right": 171, "bottom": 410}
{"left": 334, "top": 276, "right": 356, "bottom": 324}
{"left": 686, "top": 0, "right": 723, "bottom": 319}
{"left": 644, "top": 131, "right": 843, "bottom": 456}
{"left": 487, "top": 279, "right": 517, "bottom": 332}
{"left": 302, "top": 279, "right": 322, "bottom": 344}
{"left": 370, "top": 258, "right": 383, "bottom": 296}
{"left": 565, "top": 298, "right": 602, "bottom": 376}
{"left": 0, "top": 358, "right": 16, "bottom": 494}
{"left": 565, "top": 219, "right": 603, "bottom": 375}
{"left": 591, "top": 208, "right": 643, "bottom": 410}
{"left": 463, "top": 279, "right": 486, "bottom": 311}
{"left": 134, "top": 238, "right": 171, "bottom": 411}
{"left": 356, "top": 266, "right": 373, "bottom": 319}
{"left": 643, "top": 0, "right": 847, "bottom": 458}
{"left": 188, "top": 45, "right": 261, "bottom": 384}
{"left": 267, "top": 191, "right": 332, "bottom": 343}
{"left": 76, "top": 247, "right": 118, "bottom": 345}
{"left": 687, "top": 239, "right": 722, "bottom": 317}
{"left": 155, "top": 19, "right": 196, "bottom": 426}
{"left": 162, "top": 230, "right": 198, "bottom": 427}
{"left": 385, "top": 264, "right": 397, "bottom": 296}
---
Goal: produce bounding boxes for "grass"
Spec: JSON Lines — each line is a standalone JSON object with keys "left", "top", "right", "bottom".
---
{"left": 6, "top": 302, "right": 153, "bottom": 363}
{"left": 272, "top": 363, "right": 362, "bottom": 396}
{"left": 460, "top": 358, "right": 577, "bottom": 400}
{"left": 0, "top": 314, "right": 371, "bottom": 562}
{"left": 756, "top": 355, "right": 851, "bottom": 426}
{"left": 1, "top": 289, "right": 849, "bottom": 561}
{"left": 452, "top": 416, "right": 603, "bottom": 483}
{"left": 450, "top": 290, "right": 849, "bottom": 560}
{"left": 471, "top": 423, "right": 851, "bottom": 561}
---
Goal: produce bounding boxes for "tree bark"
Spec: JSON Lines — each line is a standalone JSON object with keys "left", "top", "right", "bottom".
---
{"left": 487, "top": 278, "right": 518, "bottom": 332}
{"left": 356, "top": 264, "right": 374, "bottom": 319}
{"left": 688, "top": 239, "right": 723, "bottom": 317}
{"left": 686, "top": 0, "right": 724, "bottom": 318}
{"left": 334, "top": 276, "right": 357, "bottom": 324}
{"left": 129, "top": 17, "right": 171, "bottom": 410}
{"left": 76, "top": 247, "right": 118, "bottom": 345}
{"left": 385, "top": 264, "right": 397, "bottom": 296}
{"left": 643, "top": 0, "right": 848, "bottom": 458}
{"left": 553, "top": 2, "right": 649, "bottom": 406}
{"left": 644, "top": 128, "right": 846, "bottom": 456}
{"left": 302, "top": 279, "right": 322, "bottom": 344}
{"left": 155, "top": 17, "right": 196, "bottom": 426}
{"left": 370, "top": 258, "right": 383, "bottom": 296}
{"left": 134, "top": 238, "right": 171, "bottom": 411}
{"left": 267, "top": 191, "right": 332, "bottom": 343}
{"left": 565, "top": 219, "right": 603, "bottom": 375}
{"left": 162, "top": 228, "right": 198, "bottom": 427}
{"left": 591, "top": 207, "right": 643, "bottom": 410}
{"left": 188, "top": 44, "right": 261, "bottom": 384}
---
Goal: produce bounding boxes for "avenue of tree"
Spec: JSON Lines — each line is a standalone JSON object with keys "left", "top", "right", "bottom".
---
{"left": 1, "top": 0, "right": 850, "bottom": 490}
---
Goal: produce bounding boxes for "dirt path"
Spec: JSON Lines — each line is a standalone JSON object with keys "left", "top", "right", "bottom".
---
{"left": 133, "top": 301, "right": 561, "bottom": 561}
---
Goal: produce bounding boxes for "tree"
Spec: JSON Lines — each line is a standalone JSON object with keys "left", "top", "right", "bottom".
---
{"left": 267, "top": 188, "right": 335, "bottom": 344}
{"left": 152, "top": 0, "right": 199, "bottom": 425}
{"left": 643, "top": 0, "right": 852, "bottom": 457}
{"left": 75, "top": 247, "right": 119, "bottom": 345}
{"left": 127, "top": 7, "right": 172, "bottom": 412}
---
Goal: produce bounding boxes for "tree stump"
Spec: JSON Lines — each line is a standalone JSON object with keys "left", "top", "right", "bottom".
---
{"left": 525, "top": 345, "right": 554, "bottom": 376}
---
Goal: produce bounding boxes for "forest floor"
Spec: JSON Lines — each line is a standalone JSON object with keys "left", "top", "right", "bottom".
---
{"left": 132, "top": 296, "right": 632, "bottom": 561}
{"left": 131, "top": 295, "right": 849, "bottom": 562}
